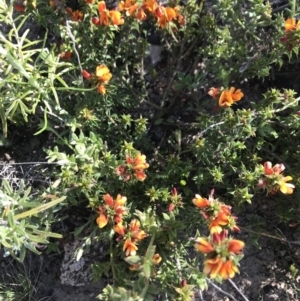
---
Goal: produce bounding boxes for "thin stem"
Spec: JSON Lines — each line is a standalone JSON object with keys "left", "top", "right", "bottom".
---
{"left": 207, "top": 279, "right": 238, "bottom": 301}
{"left": 272, "top": 97, "right": 299, "bottom": 113}
{"left": 228, "top": 279, "right": 249, "bottom": 301}
{"left": 240, "top": 226, "right": 300, "bottom": 246}
{"left": 65, "top": 20, "right": 83, "bottom": 83}
{"left": 110, "top": 233, "right": 117, "bottom": 286}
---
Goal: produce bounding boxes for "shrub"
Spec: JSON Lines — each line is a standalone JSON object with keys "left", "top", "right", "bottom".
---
{"left": 0, "top": 0, "right": 300, "bottom": 299}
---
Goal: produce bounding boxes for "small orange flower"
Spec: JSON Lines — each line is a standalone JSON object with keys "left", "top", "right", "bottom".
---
{"left": 219, "top": 90, "right": 234, "bottom": 107}
{"left": 155, "top": 6, "right": 164, "bottom": 18}
{"left": 119, "top": 0, "right": 138, "bottom": 15}
{"left": 132, "top": 153, "right": 149, "bottom": 170}
{"left": 209, "top": 211, "right": 229, "bottom": 234}
{"left": 157, "top": 15, "right": 167, "bottom": 28}
{"left": 192, "top": 194, "right": 210, "bottom": 208}
{"left": 128, "top": 3, "right": 139, "bottom": 15}
{"left": 279, "top": 176, "right": 295, "bottom": 194}
{"left": 97, "top": 84, "right": 106, "bottom": 95}
{"left": 98, "top": 1, "right": 110, "bottom": 26}
{"left": 165, "top": 7, "right": 176, "bottom": 21}
{"left": 119, "top": 0, "right": 131, "bottom": 11}
{"left": 109, "top": 11, "right": 124, "bottom": 25}
{"left": 218, "top": 259, "right": 239, "bottom": 279}
{"left": 136, "top": 8, "right": 147, "bottom": 21}
{"left": 114, "top": 222, "right": 126, "bottom": 236}
{"left": 285, "top": 18, "right": 300, "bottom": 32}
{"left": 103, "top": 193, "right": 114, "bottom": 206}
{"left": 229, "top": 87, "right": 244, "bottom": 101}
{"left": 157, "top": 7, "right": 177, "bottom": 28}
{"left": 194, "top": 237, "right": 215, "bottom": 253}
{"left": 227, "top": 239, "right": 245, "bottom": 254}
{"left": 152, "top": 254, "right": 162, "bottom": 265}
{"left": 96, "top": 65, "right": 112, "bottom": 83}
{"left": 264, "top": 161, "right": 285, "bottom": 175}
{"left": 129, "top": 219, "right": 147, "bottom": 240}
{"left": 100, "top": 13, "right": 109, "bottom": 26}
{"left": 96, "top": 212, "right": 108, "bottom": 228}
{"left": 219, "top": 87, "right": 244, "bottom": 107}
{"left": 135, "top": 170, "right": 147, "bottom": 181}
{"left": 208, "top": 87, "right": 220, "bottom": 99}
{"left": 203, "top": 257, "right": 223, "bottom": 279}
{"left": 143, "top": 0, "right": 158, "bottom": 13}
{"left": 98, "top": 1, "right": 107, "bottom": 13}
{"left": 123, "top": 239, "right": 138, "bottom": 256}
{"left": 174, "top": 6, "right": 184, "bottom": 25}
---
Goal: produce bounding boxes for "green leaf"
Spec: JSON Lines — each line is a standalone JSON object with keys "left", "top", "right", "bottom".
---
{"left": 124, "top": 255, "right": 142, "bottom": 265}
{"left": 14, "top": 196, "right": 67, "bottom": 220}
{"left": 162, "top": 213, "right": 170, "bottom": 220}
{"left": 142, "top": 263, "right": 151, "bottom": 279}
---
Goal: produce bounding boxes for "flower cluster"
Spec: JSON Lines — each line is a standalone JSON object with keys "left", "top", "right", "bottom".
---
{"left": 258, "top": 162, "right": 295, "bottom": 195}
{"left": 92, "top": 1, "right": 124, "bottom": 26}
{"left": 49, "top": 1, "right": 84, "bottom": 22}
{"left": 114, "top": 219, "right": 147, "bottom": 256}
{"left": 192, "top": 190, "right": 239, "bottom": 234}
{"left": 82, "top": 64, "right": 112, "bottom": 95}
{"left": 96, "top": 193, "right": 127, "bottom": 228}
{"left": 280, "top": 18, "right": 300, "bottom": 51}
{"left": 120, "top": 0, "right": 184, "bottom": 28}
{"left": 65, "top": 7, "right": 84, "bottom": 22}
{"left": 194, "top": 230, "right": 244, "bottom": 280}
{"left": 208, "top": 87, "right": 244, "bottom": 108}
{"left": 115, "top": 152, "right": 149, "bottom": 181}
{"left": 96, "top": 194, "right": 147, "bottom": 256}
{"left": 168, "top": 187, "right": 183, "bottom": 212}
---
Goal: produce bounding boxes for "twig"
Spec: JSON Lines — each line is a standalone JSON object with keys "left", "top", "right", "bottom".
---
{"left": 228, "top": 279, "right": 249, "bottom": 301}
{"left": 272, "top": 4, "right": 290, "bottom": 13}
{"left": 272, "top": 97, "right": 299, "bottom": 113}
{"left": 0, "top": 162, "right": 66, "bottom": 166}
{"left": 196, "top": 288, "right": 204, "bottom": 301}
{"left": 240, "top": 226, "right": 300, "bottom": 246}
{"left": 65, "top": 20, "right": 83, "bottom": 82}
{"left": 207, "top": 279, "right": 238, "bottom": 301}
{"left": 275, "top": 226, "right": 292, "bottom": 249}
{"left": 192, "top": 121, "right": 226, "bottom": 140}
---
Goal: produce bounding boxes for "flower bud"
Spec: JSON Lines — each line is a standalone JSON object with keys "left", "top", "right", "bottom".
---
{"left": 91, "top": 17, "right": 100, "bottom": 25}
{"left": 82, "top": 70, "right": 92, "bottom": 79}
